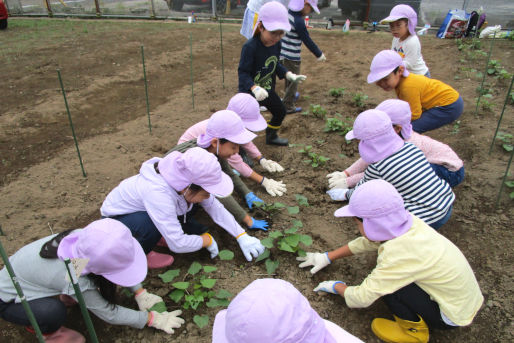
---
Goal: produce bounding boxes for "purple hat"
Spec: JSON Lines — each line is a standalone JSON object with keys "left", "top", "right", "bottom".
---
{"left": 57, "top": 218, "right": 147, "bottom": 287}
{"left": 158, "top": 147, "right": 233, "bottom": 197}
{"left": 367, "top": 50, "right": 409, "bottom": 84}
{"left": 289, "top": 0, "right": 320, "bottom": 14}
{"left": 376, "top": 99, "right": 413, "bottom": 140}
{"left": 197, "top": 110, "right": 257, "bottom": 148}
{"left": 345, "top": 109, "right": 404, "bottom": 163}
{"left": 212, "top": 278, "right": 340, "bottom": 343}
{"left": 334, "top": 180, "right": 412, "bottom": 241}
{"left": 380, "top": 4, "right": 418, "bottom": 36}
{"left": 252, "top": 1, "right": 291, "bottom": 36}
{"left": 226, "top": 93, "right": 267, "bottom": 132}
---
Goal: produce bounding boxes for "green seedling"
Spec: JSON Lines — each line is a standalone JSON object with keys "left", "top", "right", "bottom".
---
{"left": 451, "top": 120, "right": 461, "bottom": 135}
{"left": 295, "top": 194, "right": 309, "bottom": 207}
{"left": 504, "top": 181, "right": 514, "bottom": 199}
{"left": 253, "top": 201, "right": 286, "bottom": 217}
{"left": 299, "top": 145, "right": 330, "bottom": 167}
{"left": 308, "top": 104, "right": 327, "bottom": 118}
{"left": 487, "top": 59, "right": 501, "bottom": 75}
{"left": 352, "top": 92, "right": 368, "bottom": 108}
{"left": 496, "top": 132, "right": 513, "bottom": 152}
{"left": 324, "top": 116, "right": 353, "bottom": 135}
{"left": 329, "top": 87, "right": 346, "bottom": 98}
{"left": 475, "top": 94, "right": 494, "bottom": 112}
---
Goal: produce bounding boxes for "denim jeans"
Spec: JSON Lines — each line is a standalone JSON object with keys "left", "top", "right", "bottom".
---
{"left": 429, "top": 205, "right": 453, "bottom": 230}
{"left": 412, "top": 96, "right": 464, "bottom": 133}
{"left": 430, "top": 164, "right": 465, "bottom": 188}
{"left": 0, "top": 297, "right": 66, "bottom": 333}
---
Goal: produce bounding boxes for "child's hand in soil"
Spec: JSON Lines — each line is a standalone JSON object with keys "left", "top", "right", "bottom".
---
{"left": 297, "top": 252, "right": 331, "bottom": 274}
{"left": 314, "top": 281, "right": 345, "bottom": 294}
{"left": 262, "top": 177, "right": 287, "bottom": 196}
{"left": 148, "top": 310, "right": 185, "bottom": 334}
{"left": 135, "top": 289, "right": 163, "bottom": 311}
{"left": 249, "top": 217, "right": 269, "bottom": 231}
{"left": 259, "top": 158, "right": 284, "bottom": 173}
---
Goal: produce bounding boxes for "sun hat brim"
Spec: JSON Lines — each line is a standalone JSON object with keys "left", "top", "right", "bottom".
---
{"left": 345, "top": 130, "right": 356, "bottom": 140}
{"left": 380, "top": 15, "right": 407, "bottom": 24}
{"left": 212, "top": 309, "right": 229, "bottom": 343}
{"left": 334, "top": 205, "right": 356, "bottom": 218}
{"left": 225, "top": 129, "right": 257, "bottom": 145}
{"left": 201, "top": 171, "right": 233, "bottom": 198}
{"left": 324, "top": 319, "right": 364, "bottom": 342}
{"left": 367, "top": 66, "right": 398, "bottom": 84}
{"left": 100, "top": 236, "right": 147, "bottom": 287}
{"left": 262, "top": 19, "right": 291, "bottom": 33}
{"left": 243, "top": 115, "right": 267, "bottom": 132}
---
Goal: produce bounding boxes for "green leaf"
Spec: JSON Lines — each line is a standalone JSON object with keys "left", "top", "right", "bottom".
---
{"left": 297, "top": 249, "right": 306, "bottom": 257}
{"left": 157, "top": 269, "right": 180, "bottom": 283}
{"left": 219, "top": 250, "right": 234, "bottom": 260}
{"left": 169, "top": 289, "right": 185, "bottom": 303}
{"left": 299, "top": 234, "right": 313, "bottom": 246}
{"left": 260, "top": 237, "right": 275, "bottom": 249}
{"left": 216, "top": 289, "right": 232, "bottom": 299}
{"left": 287, "top": 206, "right": 300, "bottom": 214}
{"left": 268, "top": 231, "right": 284, "bottom": 238}
{"left": 503, "top": 144, "right": 513, "bottom": 152}
{"left": 510, "top": 191, "right": 514, "bottom": 199}
{"left": 505, "top": 181, "right": 514, "bottom": 187}
{"left": 206, "top": 298, "right": 230, "bottom": 307}
{"left": 273, "top": 202, "right": 286, "bottom": 208}
{"left": 278, "top": 240, "right": 295, "bottom": 253}
{"left": 193, "top": 315, "right": 209, "bottom": 329}
{"left": 265, "top": 259, "right": 279, "bottom": 275}
{"left": 188, "top": 261, "right": 202, "bottom": 275}
{"left": 285, "top": 234, "right": 300, "bottom": 247}
{"left": 255, "top": 248, "right": 270, "bottom": 262}
{"left": 292, "top": 219, "right": 303, "bottom": 228}
{"left": 172, "top": 282, "right": 190, "bottom": 290}
{"left": 203, "top": 266, "right": 218, "bottom": 273}
{"left": 148, "top": 301, "right": 167, "bottom": 313}
{"left": 295, "top": 194, "right": 309, "bottom": 207}
{"left": 200, "top": 279, "right": 217, "bottom": 289}
{"left": 285, "top": 226, "right": 298, "bottom": 234}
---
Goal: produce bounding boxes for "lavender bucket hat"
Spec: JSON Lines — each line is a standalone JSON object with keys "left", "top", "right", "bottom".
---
{"left": 158, "top": 147, "right": 233, "bottom": 197}
{"left": 289, "top": 0, "right": 320, "bottom": 14}
{"left": 197, "top": 110, "right": 257, "bottom": 148}
{"left": 376, "top": 99, "right": 413, "bottom": 140}
{"left": 380, "top": 4, "right": 418, "bottom": 36}
{"left": 213, "top": 278, "right": 364, "bottom": 343}
{"left": 57, "top": 218, "right": 147, "bottom": 287}
{"left": 345, "top": 109, "right": 404, "bottom": 164}
{"left": 226, "top": 93, "right": 267, "bottom": 132}
{"left": 367, "top": 50, "right": 409, "bottom": 84}
{"left": 334, "top": 180, "right": 413, "bottom": 242}
{"left": 252, "top": 1, "right": 291, "bottom": 36}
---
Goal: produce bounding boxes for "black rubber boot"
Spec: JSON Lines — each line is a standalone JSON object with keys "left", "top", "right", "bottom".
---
{"left": 266, "top": 127, "right": 288, "bottom": 146}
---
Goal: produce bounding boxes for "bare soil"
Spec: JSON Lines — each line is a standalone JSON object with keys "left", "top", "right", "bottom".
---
{"left": 0, "top": 18, "right": 513, "bottom": 343}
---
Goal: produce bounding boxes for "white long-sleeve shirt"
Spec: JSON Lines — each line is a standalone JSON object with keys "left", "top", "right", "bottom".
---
{"left": 101, "top": 157, "right": 245, "bottom": 253}
{"left": 392, "top": 35, "right": 429, "bottom": 75}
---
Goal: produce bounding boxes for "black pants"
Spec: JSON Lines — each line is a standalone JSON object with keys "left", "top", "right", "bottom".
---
{"left": 383, "top": 283, "right": 456, "bottom": 330}
{"left": 0, "top": 297, "right": 66, "bottom": 333}
{"left": 258, "top": 89, "right": 286, "bottom": 128}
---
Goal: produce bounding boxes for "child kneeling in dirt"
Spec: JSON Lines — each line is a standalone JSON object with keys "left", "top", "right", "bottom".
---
{"left": 368, "top": 50, "right": 463, "bottom": 133}
{"left": 299, "top": 180, "right": 483, "bottom": 343}
{"left": 326, "top": 109, "right": 455, "bottom": 229}
{"left": 0, "top": 219, "right": 184, "bottom": 342}
{"left": 212, "top": 278, "right": 363, "bottom": 342}
{"left": 101, "top": 147, "right": 265, "bottom": 268}
{"left": 328, "top": 99, "right": 465, "bottom": 189}
{"left": 239, "top": 1, "right": 307, "bottom": 146}
{"left": 178, "top": 93, "right": 287, "bottom": 199}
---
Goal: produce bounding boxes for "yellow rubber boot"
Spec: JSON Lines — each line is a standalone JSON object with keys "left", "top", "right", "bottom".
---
{"left": 371, "top": 315, "right": 429, "bottom": 343}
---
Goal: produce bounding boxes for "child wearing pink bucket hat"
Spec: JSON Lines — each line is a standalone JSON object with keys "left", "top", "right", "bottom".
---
{"left": 101, "top": 147, "right": 265, "bottom": 267}
{"left": 326, "top": 109, "right": 455, "bottom": 229}
{"left": 239, "top": 1, "right": 308, "bottom": 146}
{"left": 380, "top": 4, "right": 430, "bottom": 77}
{"left": 328, "top": 99, "right": 465, "bottom": 189}
{"left": 368, "top": 49, "right": 463, "bottom": 133}
{"left": 298, "top": 180, "right": 483, "bottom": 343}
{"left": 172, "top": 109, "right": 282, "bottom": 232}
{"left": 0, "top": 219, "right": 185, "bottom": 342}
{"left": 212, "top": 278, "right": 363, "bottom": 343}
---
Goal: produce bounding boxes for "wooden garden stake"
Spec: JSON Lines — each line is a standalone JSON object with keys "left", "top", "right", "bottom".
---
{"left": 57, "top": 70, "right": 87, "bottom": 178}
{"left": 219, "top": 19, "right": 225, "bottom": 88}
{"left": 63, "top": 258, "right": 99, "bottom": 343}
{"left": 474, "top": 32, "right": 496, "bottom": 116}
{"left": 190, "top": 33, "right": 195, "bottom": 109}
{"left": 496, "top": 148, "right": 514, "bottom": 207}
{"left": 0, "top": 238, "right": 45, "bottom": 343}
{"left": 141, "top": 46, "right": 152, "bottom": 133}
{"left": 489, "top": 76, "right": 514, "bottom": 155}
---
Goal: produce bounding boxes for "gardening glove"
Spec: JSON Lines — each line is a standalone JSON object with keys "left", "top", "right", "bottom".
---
{"left": 285, "top": 71, "right": 307, "bottom": 83}
{"left": 296, "top": 252, "right": 331, "bottom": 274}
{"left": 135, "top": 289, "right": 163, "bottom": 311}
{"left": 327, "top": 171, "right": 348, "bottom": 189}
{"left": 252, "top": 86, "right": 269, "bottom": 101}
{"left": 237, "top": 233, "right": 265, "bottom": 261}
{"left": 202, "top": 233, "right": 219, "bottom": 259}
{"left": 326, "top": 188, "right": 349, "bottom": 201}
{"left": 262, "top": 177, "right": 287, "bottom": 197}
{"left": 245, "top": 192, "right": 264, "bottom": 209}
{"left": 249, "top": 217, "right": 269, "bottom": 231}
{"left": 313, "top": 281, "right": 346, "bottom": 294}
{"left": 148, "top": 310, "right": 185, "bottom": 334}
{"left": 317, "top": 53, "right": 327, "bottom": 62}
{"left": 259, "top": 158, "right": 284, "bottom": 173}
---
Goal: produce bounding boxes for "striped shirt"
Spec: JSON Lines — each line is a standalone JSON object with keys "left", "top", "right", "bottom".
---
{"left": 280, "top": 10, "right": 322, "bottom": 61}
{"left": 346, "top": 143, "right": 455, "bottom": 224}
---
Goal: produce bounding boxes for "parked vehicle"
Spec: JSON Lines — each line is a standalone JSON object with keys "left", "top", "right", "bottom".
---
{"left": 0, "top": 0, "right": 8, "bottom": 30}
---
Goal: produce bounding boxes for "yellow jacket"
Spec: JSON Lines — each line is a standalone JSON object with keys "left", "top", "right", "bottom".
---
{"left": 395, "top": 73, "right": 459, "bottom": 120}
{"left": 344, "top": 215, "right": 483, "bottom": 326}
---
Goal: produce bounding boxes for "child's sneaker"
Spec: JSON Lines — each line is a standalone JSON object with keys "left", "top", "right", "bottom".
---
{"left": 286, "top": 106, "right": 302, "bottom": 114}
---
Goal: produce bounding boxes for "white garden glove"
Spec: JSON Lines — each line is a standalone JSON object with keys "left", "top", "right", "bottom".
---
{"left": 326, "top": 188, "right": 349, "bottom": 201}
{"left": 148, "top": 310, "right": 185, "bottom": 334}
{"left": 296, "top": 252, "right": 331, "bottom": 274}
{"left": 262, "top": 177, "right": 287, "bottom": 196}
{"left": 313, "top": 281, "right": 345, "bottom": 294}
{"left": 285, "top": 71, "right": 307, "bottom": 83}
{"left": 135, "top": 289, "right": 163, "bottom": 311}
{"left": 259, "top": 158, "right": 284, "bottom": 173}
{"left": 237, "top": 233, "right": 265, "bottom": 261}
{"left": 327, "top": 171, "right": 348, "bottom": 189}
{"left": 317, "top": 53, "right": 326, "bottom": 62}
{"left": 252, "top": 86, "right": 269, "bottom": 101}
{"left": 202, "top": 233, "right": 219, "bottom": 259}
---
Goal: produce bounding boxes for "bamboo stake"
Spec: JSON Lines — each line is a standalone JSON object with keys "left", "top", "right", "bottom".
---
{"left": 219, "top": 18, "right": 225, "bottom": 88}
{"left": 141, "top": 46, "right": 152, "bottom": 133}
{"left": 474, "top": 32, "right": 496, "bottom": 116}
{"left": 496, "top": 148, "right": 514, "bottom": 207}
{"left": 489, "top": 76, "right": 514, "bottom": 155}
{"left": 190, "top": 33, "right": 195, "bottom": 109}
